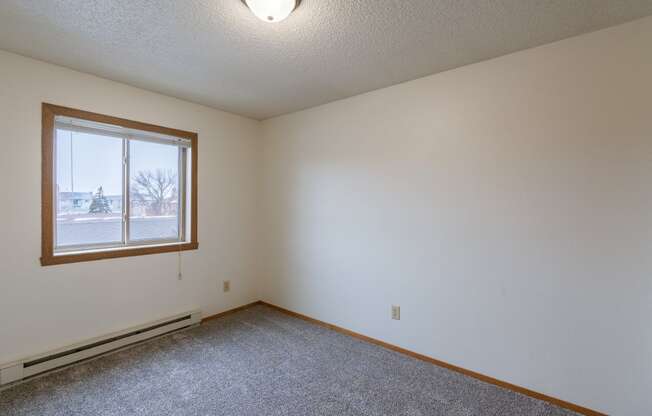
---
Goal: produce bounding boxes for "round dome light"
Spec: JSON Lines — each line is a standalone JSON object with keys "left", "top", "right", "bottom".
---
{"left": 243, "top": 0, "right": 300, "bottom": 23}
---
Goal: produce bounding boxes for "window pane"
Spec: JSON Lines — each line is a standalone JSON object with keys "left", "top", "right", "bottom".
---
{"left": 56, "top": 129, "right": 123, "bottom": 247}
{"left": 129, "top": 140, "right": 180, "bottom": 241}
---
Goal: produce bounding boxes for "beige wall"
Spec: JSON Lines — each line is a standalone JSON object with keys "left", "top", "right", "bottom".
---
{"left": 0, "top": 51, "right": 262, "bottom": 364}
{"left": 260, "top": 17, "right": 652, "bottom": 416}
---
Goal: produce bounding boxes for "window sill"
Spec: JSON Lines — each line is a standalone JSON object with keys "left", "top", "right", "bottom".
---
{"left": 40, "top": 241, "right": 198, "bottom": 266}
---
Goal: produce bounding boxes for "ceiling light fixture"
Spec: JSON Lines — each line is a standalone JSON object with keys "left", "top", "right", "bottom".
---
{"left": 242, "top": 0, "right": 301, "bottom": 23}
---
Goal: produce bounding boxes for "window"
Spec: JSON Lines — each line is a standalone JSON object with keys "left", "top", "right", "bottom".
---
{"left": 41, "top": 104, "right": 198, "bottom": 266}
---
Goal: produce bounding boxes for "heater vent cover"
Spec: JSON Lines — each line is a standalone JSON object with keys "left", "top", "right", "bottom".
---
{"left": 0, "top": 309, "right": 201, "bottom": 387}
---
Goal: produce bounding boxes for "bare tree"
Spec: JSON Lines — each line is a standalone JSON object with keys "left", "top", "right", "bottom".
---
{"left": 131, "top": 169, "right": 177, "bottom": 216}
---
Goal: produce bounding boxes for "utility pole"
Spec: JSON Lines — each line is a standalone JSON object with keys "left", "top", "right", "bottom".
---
{"left": 70, "top": 131, "right": 74, "bottom": 192}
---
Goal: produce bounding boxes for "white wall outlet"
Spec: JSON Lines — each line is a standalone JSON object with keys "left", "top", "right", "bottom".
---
{"left": 391, "top": 305, "right": 400, "bottom": 320}
{"left": 223, "top": 280, "right": 231, "bottom": 292}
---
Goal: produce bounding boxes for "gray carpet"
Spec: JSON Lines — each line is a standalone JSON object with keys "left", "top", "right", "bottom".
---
{"left": 0, "top": 305, "right": 579, "bottom": 416}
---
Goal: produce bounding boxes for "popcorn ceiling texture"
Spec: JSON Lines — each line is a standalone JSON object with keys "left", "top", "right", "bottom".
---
{"left": 0, "top": 1, "right": 650, "bottom": 119}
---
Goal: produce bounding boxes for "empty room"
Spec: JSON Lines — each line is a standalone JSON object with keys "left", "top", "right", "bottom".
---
{"left": 0, "top": 1, "right": 650, "bottom": 415}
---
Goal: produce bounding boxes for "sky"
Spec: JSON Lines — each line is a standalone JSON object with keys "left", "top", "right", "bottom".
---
{"left": 56, "top": 129, "right": 179, "bottom": 196}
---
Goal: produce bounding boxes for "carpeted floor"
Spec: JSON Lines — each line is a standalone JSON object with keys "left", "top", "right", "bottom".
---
{"left": 0, "top": 305, "right": 578, "bottom": 416}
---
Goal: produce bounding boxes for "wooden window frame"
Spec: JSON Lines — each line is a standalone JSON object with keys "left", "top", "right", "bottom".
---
{"left": 41, "top": 103, "right": 198, "bottom": 266}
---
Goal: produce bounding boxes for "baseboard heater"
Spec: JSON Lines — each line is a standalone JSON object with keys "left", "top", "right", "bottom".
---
{"left": 0, "top": 309, "right": 201, "bottom": 387}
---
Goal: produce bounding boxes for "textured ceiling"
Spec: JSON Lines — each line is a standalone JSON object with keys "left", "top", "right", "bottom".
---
{"left": 0, "top": 1, "right": 651, "bottom": 120}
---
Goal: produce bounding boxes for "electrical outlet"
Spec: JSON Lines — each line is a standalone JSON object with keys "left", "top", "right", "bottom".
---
{"left": 223, "top": 280, "right": 231, "bottom": 293}
{"left": 391, "top": 305, "right": 400, "bottom": 320}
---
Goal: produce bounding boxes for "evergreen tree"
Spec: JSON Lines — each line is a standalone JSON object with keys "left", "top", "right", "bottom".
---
{"left": 88, "top": 186, "right": 112, "bottom": 213}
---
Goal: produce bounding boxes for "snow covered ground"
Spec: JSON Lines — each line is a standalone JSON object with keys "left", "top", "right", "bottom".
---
{"left": 56, "top": 215, "right": 178, "bottom": 246}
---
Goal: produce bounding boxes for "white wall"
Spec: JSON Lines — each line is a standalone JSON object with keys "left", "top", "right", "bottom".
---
{"left": 260, "top": 17, "right": 652, "bottom": 416}
{"left": 0, "top": 51, "right": 262, "bottom": 365}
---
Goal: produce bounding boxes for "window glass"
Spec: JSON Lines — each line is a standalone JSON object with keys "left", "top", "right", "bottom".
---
{"left": 43, "top": 106, "right": 197, "bottom": 266}
{"left": 129, "top": 140, "right": 180, "bottom": 241}
{"left": 55, "top": 129, "right": 123, "bottom": 247}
